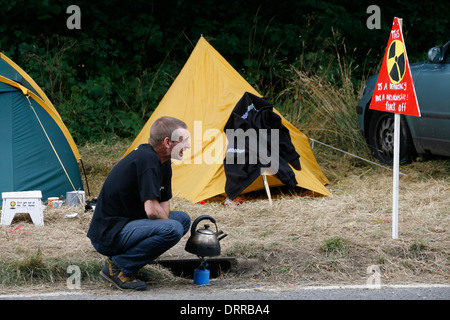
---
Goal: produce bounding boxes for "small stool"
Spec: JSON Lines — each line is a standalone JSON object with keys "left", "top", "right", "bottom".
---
{"left": 1, "top": 191, "right": 44, "bottom": 226}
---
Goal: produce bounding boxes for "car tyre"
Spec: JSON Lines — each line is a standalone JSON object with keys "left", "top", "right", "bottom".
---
{"left": 367, "top": 111, "right": 416, "bottom": 164}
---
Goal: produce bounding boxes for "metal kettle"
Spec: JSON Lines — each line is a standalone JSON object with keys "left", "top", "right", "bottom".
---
{"left": 185, "top": 215, "right": 227, "bottom": 257}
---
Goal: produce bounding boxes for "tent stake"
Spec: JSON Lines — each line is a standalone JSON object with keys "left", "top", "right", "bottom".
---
{"left": 80, "top": 159, "right": 91, "bottom": 197}
{"left": 262, "top": 174, "right": 273, "bottom": 206}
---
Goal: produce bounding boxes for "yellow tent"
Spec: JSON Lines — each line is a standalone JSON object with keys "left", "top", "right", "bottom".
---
{"left": 124, "top": 37, "right": 329, "bottom": 203}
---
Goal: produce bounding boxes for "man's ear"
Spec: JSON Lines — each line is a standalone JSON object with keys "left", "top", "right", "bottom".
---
{"left": 163, "top": 136, "right": 171, "bottom": 149}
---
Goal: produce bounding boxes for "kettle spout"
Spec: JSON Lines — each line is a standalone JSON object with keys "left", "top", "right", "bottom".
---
{"left": 217, "top": 230, "right": 228, "bottom": 241}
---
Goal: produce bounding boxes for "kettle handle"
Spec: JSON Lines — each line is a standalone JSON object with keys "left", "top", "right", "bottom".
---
{"left": 190, "top": 215, "right": 217, "bottom": 234}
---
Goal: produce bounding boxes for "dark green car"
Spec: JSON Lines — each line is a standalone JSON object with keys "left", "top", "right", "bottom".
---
{"left": 356, "top": 41, "right": 450, "bottom": 164}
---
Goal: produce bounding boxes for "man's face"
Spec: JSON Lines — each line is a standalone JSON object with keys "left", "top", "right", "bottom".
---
{"left": 170, "top": 128, "right": 190, "bottom": 160}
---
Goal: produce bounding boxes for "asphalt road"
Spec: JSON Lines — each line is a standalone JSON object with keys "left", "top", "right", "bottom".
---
{"left": 1, "top": 282, "right": 447, "bottom": 318}
{"left": 1, "top": 282, "right": 448, "bottom": 300}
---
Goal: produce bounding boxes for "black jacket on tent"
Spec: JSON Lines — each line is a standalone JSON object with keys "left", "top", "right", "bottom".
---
{"left": 224, "top": 92, "right": 301, "bottom": 200}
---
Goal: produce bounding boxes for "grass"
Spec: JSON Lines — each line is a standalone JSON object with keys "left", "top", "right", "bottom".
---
{"left": 0, "top": 140, "right": 448, "bottom": 290}
{"left": 321, "top": 237, "right": 349, "bottom": 257}
{"left": 275, "top": 33, "right": 372, "bottom": 159}
{"left": 0, "top": 247, "right": 101, "bottom": 286}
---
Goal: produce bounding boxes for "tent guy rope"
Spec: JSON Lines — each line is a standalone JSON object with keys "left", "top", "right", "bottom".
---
{"left": 309, "top": 138, "right": 407, "bottom": 177}
{"left": 26, "top": 95, "right": 83, "bottom": 203}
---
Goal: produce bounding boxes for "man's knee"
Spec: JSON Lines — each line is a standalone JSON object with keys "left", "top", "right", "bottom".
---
{"left": 169, "top": 211, "right": 191, "bottom": 235}
{"left": 163, "top": 220, "right": 186, "bottom": 243}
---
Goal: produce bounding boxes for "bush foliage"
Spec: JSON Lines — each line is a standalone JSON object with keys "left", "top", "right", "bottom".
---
{"left": 1, "top": 0, "right": 448, "bottom": 144}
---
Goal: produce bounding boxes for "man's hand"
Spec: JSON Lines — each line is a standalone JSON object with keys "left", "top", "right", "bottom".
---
{"left": 144, "top": 199, "right": 170, "bottom": 219}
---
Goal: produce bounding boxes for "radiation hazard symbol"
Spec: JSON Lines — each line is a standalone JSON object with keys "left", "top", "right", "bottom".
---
{"left": 386, "top": 40, "right": 406, "bottom": 84}
{"left": 370, "top": 17, "right": 421, "bottom": 117}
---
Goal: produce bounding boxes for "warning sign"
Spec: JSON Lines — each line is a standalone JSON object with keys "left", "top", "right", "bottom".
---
{"left": 369, "top": 17, "right": 421, "bottom": 117}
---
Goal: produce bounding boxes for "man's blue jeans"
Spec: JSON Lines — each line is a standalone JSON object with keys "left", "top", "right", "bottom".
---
{"left": 91, "top": 211, "right": 191, "bottom": 275}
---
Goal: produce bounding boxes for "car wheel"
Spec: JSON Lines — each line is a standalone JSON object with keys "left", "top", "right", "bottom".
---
{"left": 367, "top": 111, "right": 416, "bottom": 164}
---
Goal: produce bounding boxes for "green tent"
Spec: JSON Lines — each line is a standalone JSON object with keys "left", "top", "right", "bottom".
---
{"left": 0, "top": 53, "right": 83, "bottom": 201}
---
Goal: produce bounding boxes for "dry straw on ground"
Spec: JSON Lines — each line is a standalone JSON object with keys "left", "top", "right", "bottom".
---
{"left": 1, "top": 141, "right": 448, "bottom": 288}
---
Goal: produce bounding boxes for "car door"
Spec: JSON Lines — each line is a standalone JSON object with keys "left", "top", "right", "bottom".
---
{"left": 408, "top": 51, "right": 450, "bottom": 156}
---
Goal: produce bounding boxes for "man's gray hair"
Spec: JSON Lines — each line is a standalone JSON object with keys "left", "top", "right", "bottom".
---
{"left": 149, "top": 116, "right": 187, "bottom": 147}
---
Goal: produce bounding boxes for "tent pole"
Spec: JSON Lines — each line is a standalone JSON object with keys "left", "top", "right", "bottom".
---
{"left": 262, "top": 174, "right": 272, "bottom": 206}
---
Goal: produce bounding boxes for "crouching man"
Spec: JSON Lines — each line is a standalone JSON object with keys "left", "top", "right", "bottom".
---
{"left": 87, "top": 116, "right": 191, "bottom": 290}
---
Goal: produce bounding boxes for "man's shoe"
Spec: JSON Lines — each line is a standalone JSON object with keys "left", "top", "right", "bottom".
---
{"left": 100, "top": 259, "right": 147, "bottom": 291}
